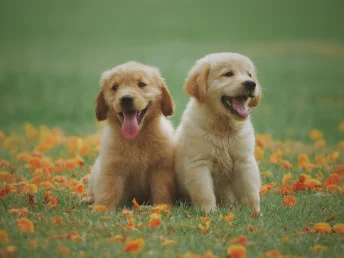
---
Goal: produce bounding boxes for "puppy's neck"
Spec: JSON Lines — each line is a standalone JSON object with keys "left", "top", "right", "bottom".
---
{"left": 188, "top": 99, "right": 250, "bottom": 136}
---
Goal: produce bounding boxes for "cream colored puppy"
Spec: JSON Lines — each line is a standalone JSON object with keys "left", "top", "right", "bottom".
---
{"left": 175, "top": 53, "right": 262, "bottom": 213}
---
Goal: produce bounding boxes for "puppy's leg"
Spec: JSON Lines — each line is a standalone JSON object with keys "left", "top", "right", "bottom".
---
{"left": 150, "top": 165, "right": 176, "bottom": 207}
{"left": 185, "top": 166, "right": 216, "bottom": 213}
{"left": 232, "top": 157, "right": 261, "bottom": 212}
{"left": 94, "top": 164, "right": 126, "bottom": 209}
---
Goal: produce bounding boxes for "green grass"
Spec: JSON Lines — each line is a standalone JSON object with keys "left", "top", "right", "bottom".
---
{"left": 0, "top": 0, "right": 344, "bottom": 257}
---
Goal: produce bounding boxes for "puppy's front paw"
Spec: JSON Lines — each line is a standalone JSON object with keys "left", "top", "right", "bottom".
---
{"left": 199, "top": 202, "right": 217, "bottom": 213}
{"left": 80, "top": 195, "right": 95, "bottom": 204}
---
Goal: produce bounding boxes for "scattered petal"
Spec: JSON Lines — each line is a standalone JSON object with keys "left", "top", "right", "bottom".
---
{"left": 123, "top": 238, "right": 144, "bottom": 254}
{"left": 17, "top": 217, "right": 34, "bottom": 234}
{"left": 313, "top": 222, "right": 331, "bottom": 233}
{"left": 332, "top": 223, "right": 344, "bottom": 234}
{"left": 227, "top": 244, "right": 246, "bottom": 258}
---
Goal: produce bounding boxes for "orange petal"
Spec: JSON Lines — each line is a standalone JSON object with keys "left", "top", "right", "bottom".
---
{"left": 198, "top": 221, "right": 210, "bottom": 233}
{"left": 263, "top": 250, "right": 283, "bottom": 257}
{"left": 107, "top": 235, "right": 123, "bottom": 243}
{"left": 309, "top": 245, "right": 328, "bottom": 253}
{"left": 224, "top": 213, "right": 235, "bottom": 222}
{"left": 92, "top": 205, "right": 108, "bottom": 212}
{"left": 17, "top": 217, "right": 34, "bottom": 234}
{"left": 123, "top": 238, "right": 144, "bottom": 254}
{"left": 149, "top": 213, "right": 162, "bottom": 229}
{"left": 9, "top": 208, "right": 29, "bottom": 216}
{"left": 313, "top": 222, "right": 331, "bottom": 233}
{"left": 282, "top": 196, "right": 296, "bottom": 207}
{"left": 332, "top": 223, "right": 344, "bottom": 234}
{"left": 57, "top": 246, "right": 72, "bottom": 255}
{"left": 227, "top": 245, "right": 246, "bottom": 258}
{"left": 230, "top": 236, "right": 248, "bottom": 246}
{"left": 132, "top": 198, "right": 140, "bottom": 212}
{"left": 0, "top": 230, "right": 8, "bottom": 243}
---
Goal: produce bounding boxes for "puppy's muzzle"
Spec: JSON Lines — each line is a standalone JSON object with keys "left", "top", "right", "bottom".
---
{"left": 243, "top": 80, "right": 256, "bottom": 91}
{"left": 243, "top": 80, "right": 256, "bottom": 97}
{"left": 121, "top": 95, "right": 134, "bottom": 110}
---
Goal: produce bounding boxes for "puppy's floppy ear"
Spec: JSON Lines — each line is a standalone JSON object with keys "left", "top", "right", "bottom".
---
{"left": 248, "top": 73, "right": 262, "bottom": 108}
{"left": 95, "top": 70, "right": 111, "bottom": 121}
{"left": 160, "top": 80, "right": 174, "bottom": 117}
{"left": 184, "top": 61, "right": 210, "bottom": 103}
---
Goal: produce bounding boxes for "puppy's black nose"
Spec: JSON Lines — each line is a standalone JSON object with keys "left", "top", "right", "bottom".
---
{"left": 121, "top": 95, "right": 134, "bottom": 109}
{"left": 243, "top": 80, "right": 256, "bottom": 91}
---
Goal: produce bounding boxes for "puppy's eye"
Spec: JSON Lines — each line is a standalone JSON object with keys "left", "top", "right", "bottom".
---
{"left": 223, "top": 71, "right": 234, "bottom": 77}
{"left": 138, "top": 82, "right": 147, "bottom": 88}
{"left": 248, "top": 73, "right": 252, "bottom": 78}
{"left": 111, "top": 85, "right": 118, "bottom": 91}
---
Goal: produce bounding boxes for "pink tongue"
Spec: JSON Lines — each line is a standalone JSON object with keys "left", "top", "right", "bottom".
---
{"left": 122, "top": 111, "right": 139, "bottom": 139}
{"left": 232, "top": 97, "right": 250, "bottom": 118}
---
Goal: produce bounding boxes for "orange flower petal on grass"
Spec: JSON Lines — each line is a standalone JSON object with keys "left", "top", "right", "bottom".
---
{"left": 158, "top": 236, "right": 176, "bottom": 245}
{"left": 57, "top": 246, "right": 72, "bottom": 255}
{"left": 28, "top": 239, "right": 38, "bottom": 250}
{"left": 230, "top": 236, "right": 248, "bottom": 246}
{"left": 327, "top": 152, "right": 339, "bottom": 162}
{"left": 121, "top": 209, "right": 133, "bottom": 218}
{"left": 254, "top": 147, "right": 264, "bottom": 160}
{"left": 224, "top": 213, "right": 235, "bottom": 222}
{"left": 269, "top": 151, "right": 282, "bottom": 164}
{"left": 309, "top": 129, "right": 323, "bottom": 140}
{"left": 9, "top": 208, "right": 29, "bottom": 216}
{"left": 123, "top": 238, "right": 144, "bottom": 254}
{"left": 0, "top": 230, "right": 8, "bottom": 243}
{"left": 107, "top": 235, "right": 123, "bottom": 243}
{"left": 66, "top": 231, "right": 82, "bottom": 242}
{"left": 260, "top": 182, "right": 275, "bottom": 195}
{"left": 227, "top": 245, "right": 246, "bottom": 258}
{"left": 313, "top": 222, "right": 331, "bottom": 233}
{"left": 0, "top": 171, "right": 14, "bottom": 182}
{"left": 17, "top": 217, "right": 34, "bottom": 234}
{"left": 0, "top": 245, "right": 17, "bottom": 256}
{"left": 92, "top": 205, "right": 107, "bottom": 212}
{"left": 21, "top": 184, "right": 38, "bottom": 195}
{"left": 281, "top": 160, "right": 293, "bottom": 170}
{"left": 198, "top": 221, "right": 210, "bottom": 233}
{"left": 263, "top": 250, "right": 283, "bottom": 257}
{"left": 309, "top": 245, "right": 328, "bottom": 253}
{"left": 0, "top": 131, "right": 5, "bottom": 140}
{"left": 0, "top": 185, "right": 11, "bottom": 198}
{"left": 324, "top": 173, "right": 340, "bottom": 186}
{"left": 149, "top": 213, "right": 162, "bottom": 229}
{"left": 315, "top": 140, "right": 326, "bottom": 149}
{"left": 251, "top": 211, "right": 261, "bottom": 218}
{"left": 282, "top": 196, "right": 296, "bottom": 207}
{"left": 151, "top": 204, "right": 170, "bottom": 213}
{"left": 332, "top": 223, "right": 344, "bottom": 234}
{"left": 327, "top": 184, "right": 338, "bottom": 193}
{"left": 132, "top": 198, "right": 140, "bottom": 212}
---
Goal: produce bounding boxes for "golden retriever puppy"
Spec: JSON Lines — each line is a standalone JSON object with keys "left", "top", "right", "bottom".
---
{"left": 86, "top": 61, "right": 176, "bottom": 209}
{"left": 175, "top": 53, "right": 262, "bottom": 213}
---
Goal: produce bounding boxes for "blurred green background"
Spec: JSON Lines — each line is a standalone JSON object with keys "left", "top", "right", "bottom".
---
{"left": 1, "top": 0, "right": 343, "bottom": 143}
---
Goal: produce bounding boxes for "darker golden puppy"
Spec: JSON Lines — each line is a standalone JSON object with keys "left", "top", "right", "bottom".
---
{"left": 86, "top": 61, "right": 176, "bottom": 208}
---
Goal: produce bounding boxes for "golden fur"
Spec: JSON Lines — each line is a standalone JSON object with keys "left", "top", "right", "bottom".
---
{"left": 86, "top": 61, "right": 176, "bottom": 208}
{"left": 175, "top": 53, "right": 262, "bottom": 213}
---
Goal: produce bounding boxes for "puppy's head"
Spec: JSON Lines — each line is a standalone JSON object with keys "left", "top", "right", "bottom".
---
{"left": 184, "top": 53, "right": 262, "bottom": 120}
{"left": 95, "top": 62, "right": 174, "bottom": 139}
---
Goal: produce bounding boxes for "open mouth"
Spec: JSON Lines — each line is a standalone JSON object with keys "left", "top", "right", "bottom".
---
{"left": 118, "top": 104, "right": 149, "bottom": 139}
{"left": 118, "top": 105, "right": 148, "bottom": 126}
{"left": 221, "top": 95, "right": 250, "bottom": 118}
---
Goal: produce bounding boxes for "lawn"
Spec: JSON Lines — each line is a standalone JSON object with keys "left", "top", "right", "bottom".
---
{"left": 0, "top": 0, "right": 344, "bottom": 257}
